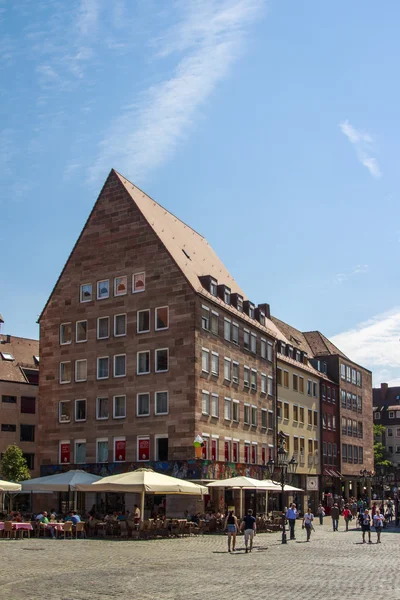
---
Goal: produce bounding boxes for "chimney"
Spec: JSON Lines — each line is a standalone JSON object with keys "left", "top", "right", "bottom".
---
{"left": 381, "top": 382, "right": 388, "bottom": 402}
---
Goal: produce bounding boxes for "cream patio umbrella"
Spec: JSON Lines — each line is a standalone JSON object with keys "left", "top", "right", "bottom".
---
{"left": 0, "top": 479, "right": 21, "bottom": 492}
{"left": 207, "top": 476, "right": 280, "bottom": 518}
{"left": 21, "top": 470, "right": 102, "bottom": 492}
{"left": 76, "top": 468, "right": 208, "bottom": 520}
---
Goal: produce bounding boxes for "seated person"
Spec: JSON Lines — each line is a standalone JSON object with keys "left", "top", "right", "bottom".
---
{"left": 49, "top": 513, "right": 57, "bottom": 523}
{"left": 40, "top": 511, "right": 55, "bottom": 538}
{"left": 70, "top": 511, "right": 81, "bottom": 525}
{"left": 116, "top": 511, "right": 126, "bottom": 521}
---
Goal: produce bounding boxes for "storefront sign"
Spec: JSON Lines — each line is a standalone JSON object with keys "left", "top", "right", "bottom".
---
{"left": 60, "top": 443, "right": 70, "bottom": 464}
{"left": 138, "top": 438, "right": 149, "bottom": 461}
{"left": 115, "top": 439, "right": 126, "bottom": 462}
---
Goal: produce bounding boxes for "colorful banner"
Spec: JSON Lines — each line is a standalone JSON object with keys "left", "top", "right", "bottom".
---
{"left": 115, "top": 439, "right": 126, "bottom": 462}
{"left": 60, "top": 443, "right": 70, "bottom": 464}
{"left": 138, "top": 438, "right": 150, "bottom": 461}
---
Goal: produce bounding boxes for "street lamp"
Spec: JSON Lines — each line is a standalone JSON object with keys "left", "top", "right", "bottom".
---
{"left": 267, "top": 432, "right": 298, "bottom": 545}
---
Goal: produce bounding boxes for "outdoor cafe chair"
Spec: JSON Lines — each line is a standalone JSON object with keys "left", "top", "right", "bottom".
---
{"left": 75, "top": 522, "right": 86, "bottom": 539}
{"left": 38, "top": 523, "right": 47, "bottom": 538}
{"left": 4, "top": 521, "right": 16, "bottom": 540}
{"left": 63, "top": 521, "right": 73, "bottom": 539}
{"left": 119, "top": 521, "right": 128, "bottom": 539}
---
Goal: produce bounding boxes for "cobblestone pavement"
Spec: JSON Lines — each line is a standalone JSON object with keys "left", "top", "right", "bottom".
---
{"left": 1, "top": 521, "right": 399, "bottom": 600}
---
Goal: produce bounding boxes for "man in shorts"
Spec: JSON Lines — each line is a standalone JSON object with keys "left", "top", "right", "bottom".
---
{"left": 241, "top": 509, "right": 256, "bottom": 553}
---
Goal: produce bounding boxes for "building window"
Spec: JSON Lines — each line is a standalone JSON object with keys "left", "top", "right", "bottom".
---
{"left": 114, "top": 314, "right": 127, "bottom": 337}
{"left": 23, "top": 453, "right": 35, "bottom": 470}
{"left": 261, "top": 373, "right": 267, "bottom": 394}
{"left": 96, "top": 397, "right": 109, "bottom": 420}
{"left": 132, "top": 272, "right": 145, "bottom": 293}
{"left": 114, "top": 354, "right": 126, "bottom": 377}
{"left": 277, "top": 401, "right": 282, "bottom": 418}
{"left": 224, "top": 398, "right": 232, "bottom": 421}
{"left": 210, "top": 278, "right": 217, "bottom": 296}
{"left": 314, "top": 411, "right": 318, "bottom": 427}
{"left": 137, "top": 351, "right": 150, "bottom": 375}
{"left": 211, "top": 393, "right": 219, "bottom": 418}
{"left": 332, "top": 388, "right": 336, "bottom": 403}
{"left": 299, "top": 377, "right": 304, "bottom": 393}
{"left": 75, "top": 399, "right": 86, "bottom": 422}
{"left": 323, "top": 441, "right": 327, "bottom": 462}
{"left": 346, "top": 366, "right": 351, "bottom": 382}
{"left": 202, "top": 390, "right": 210, "bottom": 415}
{"left": 114, "top": 275, "right": 127, "bottom": 296}
{"left": 293, "top": 405, "right": 299, "bottom": 422}
{"left": 277, "top": 368, "right": 282, "bottom": 386}
{"left": 1, "top": 424, "right": 16, "bottom": 432}
{"left": 210, "top": 311, "right": 219, "bottom": 335}
{"left": 201, "top": 306, "right": 210, "bottom": 330}
{"left": 202, "top": 349, "right": 210, "bottom": 373}
{"left": 233, "top": 401, "right": 239, "bottom": 422}
{"left": 60, "top": 323, "right": 72, "bottom": 345}
{"left": 97, "top": 279, "right": 109, "bottom": 300}
{"left": 347, "top": 392, "right": 352, "bottom": 410}
{"left": 308, "top": 409, "right": 312, "bottom": 425}
{"left": 268, "top": 410, "right": 274, "bottom": 430}
{"left": 75, "top": 359, "right": 87, "bottom": 382}
{"left": 352, "top": 394, "right": 357, "bottom": 411}
{"left": 20, "top": 424, "right": 35, "bottom": 442}
{"left": 155, "top": 391, "right": 168, "bottom": 415}
{"left": 76, "top": 320, "right": 87, "bottom": 343}
{"left": 211, "top": 352, "right": 219, "bottom": 376}
{"left": 307, "top": 380, "right": 312, "bottom": 396}
{"left": 113, "top": 395, "right": 126, "bottom": 419}
{"left": 244, "top": 329, "right": 250, "bottom": 350}
{"left": 115, "top": 437, "right": 127, "bottom": 462}
{"left": 224, "top": 319, "right": 231, "bottom": 342}
{"left": 322, "top": 414, "right": 327, "bottom": 429}
{"left": 155, "top": 348, "right": 169, "bottom": 373}
{"left": 75, "top": 440, "right": 86, "bottom": 464}
{"left": 299, "top": 407, "right": 304, "bottom": 423}
{"left": 2, "top": 395, "right": 16, "bottom": 404}
{"left": 327, "top": 414, "right": 332, "bottom": 430}
{"left": 97, "top": 316, "right": 110, "bottom": 339}
{"left": 137, "top": 393, "right": 150, "bottom": 417}
{"left": 244, "top": 366, "right": 250, "bottom": 388}
{"left": 351, "top": 368, "right": 356, "bottom": 385}
{"left": 137, "top": 309, "right": 150, "bottom": 333}
{"left": 283, "top": 371, "right": 289, "bottom": 388}
{"left": 224, "top": 288, "right": 231, "bottom": 304}
{"left": 389, "top": 411, "right": 395, "bottom": 419}
{"left": 233, "top": 441, "right": 239, "bottom": 462}
{"left": 244, "top": 404, "right": 250, "bottom": 424}
{"left": 80, "top": 283, "right": 92, "bottom": 303}
{"left": 250, "top": 333, "right": 257, "bottom": 354}
{"left": 342, "top": 444, "right": 347, "bottom": 462}
{"left": 97, "top": 439, "right": 109, "bottom": 463}
{"left": 21, "top": 397, "right": 36, "bottom": 414}
{"left": 293, "top": 374, "right": 298, "bottom": 391}
{"left": 59, "top": 401, "right": 71, "bottom": 423}
{"left": 156, "top": 306, "right": 169, "bottom": 331}
{"left": 357, "top": 396, "right": 363, "bottom": 413}
{"left": 251, "top": 406, "right": 257, "bottom": 426}
{"left": 284, "top": 402, "right": 289, "bottom": 420}
{"left": 224, "top": 440, "right": 231, "bottom": 462}
{"left": 358, "top": 422, "right": 363, "bottom": 439}
{"left": 60, "top": 361, "right": 72, "bottom": 384}
{"left": 251, "top": 369, "right": 257, "bottom": 390}
{"left": 348, "top": 445, "right": 353, "bottom": 463}
{"left": 357, "top": 371, "right": 362, "bottom": 386}
{"left": 224, "top": 358, "right": 231, "bottom": 381}
{"left": 347, "top": 419, "right": 352, "bottom": 436}
{"left": 332, "top": 415, "right": 336, "bottom": 430}
{"left": 267, "top": 342, "right": 273, "bottom": 361}
{"left": 313, "top": 382, "right": 318, "bottom": 397}
{"left": 260, "top": 339, "right": 267, "bottom": 359}
{"left": 232, "top": 322, "right": 239, "bottom": 344}
{"left": 341, "top": 390, "right": 346, "bottom": 408}
{"left": 267, "top": 376, "right": 273, "bottom": 396}
{"left": 97, "top": 357, "right": 109, "bottom": 379}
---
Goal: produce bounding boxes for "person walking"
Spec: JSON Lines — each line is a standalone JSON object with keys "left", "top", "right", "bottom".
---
{"left": 317, "top": 504, "right": 325, "bottom": 525}
{"left": 225, "top": 510, "right": 238, "bottom": 553}
{"left": 285, "top": 503, "right": 298, "bottom": 540}
{"left": 330, "top": 503, "right": 340, "bottom": 532}
{"left": 373, "top": 508, "right": 384, "bottom": 543}
{"left": 361, "top": 509, "right": 372, "bottom": 544}
{"left": 302, "top": 508, "right": 314, "bottom": 542}
{"left": 342, "top": 505, "right": 352, "bottom": 532}
{"left": 241, "top": 509, "right": 257, "bottom": 553}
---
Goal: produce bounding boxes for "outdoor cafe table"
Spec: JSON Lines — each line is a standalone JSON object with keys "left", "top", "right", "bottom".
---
{"left": 0, "top": 522, "right": 33, "bottom": 536}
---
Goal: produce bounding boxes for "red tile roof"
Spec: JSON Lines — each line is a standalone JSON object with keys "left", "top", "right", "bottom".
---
{"left": 0, "top": 334, "right": 39, "bottom": 383}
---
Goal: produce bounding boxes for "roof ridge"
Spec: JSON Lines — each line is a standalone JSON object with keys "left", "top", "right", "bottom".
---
{"left": 113, "top": 170, "right": 206, "bottom": 240}
{"left": 0, "top": 334, "right": 39, "bottom": 343}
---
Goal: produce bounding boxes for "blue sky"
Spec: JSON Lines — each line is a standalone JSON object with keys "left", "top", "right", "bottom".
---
{"left": 1, "top": 0, "right": 399, "bottom": 385}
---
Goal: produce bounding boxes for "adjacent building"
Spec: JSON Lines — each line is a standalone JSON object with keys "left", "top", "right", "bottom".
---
{"left": 0, "top": 318, "right": 39, "bottom": 475}
{"left": 373, "top": 382, "right": 400, "bottom": 468}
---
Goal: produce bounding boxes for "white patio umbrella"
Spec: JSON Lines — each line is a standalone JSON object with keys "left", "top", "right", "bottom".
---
{"left": 21, "top": 470, "right": 102, "bottom": 492}
{"left": 76, "top": 468, "right": 207, "bottom": 520}
{"left": 207, "top": 476, "right": 280, "bottom": 518}
{"left": 0, "top": 479, "right": 21, "bottom": 492}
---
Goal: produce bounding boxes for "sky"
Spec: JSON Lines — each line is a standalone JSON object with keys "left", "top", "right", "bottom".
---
{"left": 1, "top": 0, "right": 399, "bottom": 386}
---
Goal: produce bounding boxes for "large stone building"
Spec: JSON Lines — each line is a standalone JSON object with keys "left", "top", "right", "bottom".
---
{"left": 373, "top": 382, "right": 400, "bottom": 468}
{"left": 0, "top": 317, "right": 39, "bottom": 475}
{"left": 38, "top": 170, "right": 287, "bottom": 513}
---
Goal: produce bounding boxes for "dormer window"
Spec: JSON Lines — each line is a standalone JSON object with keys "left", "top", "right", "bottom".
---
{"left": 244, "top": 301, "right": 255, "bottom": 319}
{"left": 280, "top": 342, "right": 286, "bottom": 355}
{"left": 217, "top": 284, "right": 231, "bottom": 305}
{"left": 224, "top": 289, "right": 231, "bottom": 304}
{"left": 210, "top": 278, "right": 218, "bottom": 297}
{"left": 231, "top": 293, "right": 243, "bottom": 312}
{"left": 255, "top": 308, "right": 265, "bottom": 325}
{"left": 295, "top": 350, "right": 301, "bottom": 362}
{"left": 288, "top": 346, "right": 293, "bottom": 359}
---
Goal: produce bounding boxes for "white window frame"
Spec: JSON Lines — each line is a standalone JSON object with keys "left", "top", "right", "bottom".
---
{"left": 137, "top": 392, "right": 150, "bottom": 417}
{"left": 250, "top": 332, "right": 257, "bottom": 354}
{"left": 267, "top": 341, "right": 273, "bottom": 361}
{"left": 154, "top": 434, "right": 168, "bottom": 461}
{"left": 137, "top": 309, "right": 150, "bottom": 334}
{"left": 59, "top": 401, "right": 71, "bottom": 423}
{"left": 232, "top": 322, "right": 239, "bottom": 345}
{"left": 114, "top": 313, "right": 127, "bottom": 337}
{"left": 211, "top": 393, "right": 219, "bottom": 418}
{"left": 202, "top": 348, "right": 210, "bottom": 373}
{"left": 97, "top": 279, "right": 109, "bottom": 300}
{"left": 224, "top": 357, "right": 231, "bottom": 381}
{"left": 224, "top": 397, "right": 232, "bottom": 421}
{"left": 59, "top": 322, "right": 72, "bottom": 345}
{"left": 59, "top": 361, "right": 72, "bottom": 384}
{"left": 80, "top": 283, "right": 92, "bottom": 303}
{"left": 96, "top": 438, "right": 109, "bottom": 463}
{"left": 96, "top": 396, "right": 109, "bottom": 420}
{"left": 97, "top": 316, "right": 110, "bottom": 340}
{"left": 224, "top": 318, "right": 231, "bottom": 342}
{"left": 155, "top": 306, "right": 169, "bottom": 331}
{"left": 75, "top": 359, "right": 87, "bottom": 382}
{"left": 74, "top": 439, "right": 86, "bottom": 464}
{"left": 261, "top": 338, "right": 267, "bottom": 359}
{"left": 244, "top": 403, "right": 250, "bottom": 425}
{"left": 251, "top": 405, "right": 257, "bottom": 427}
{"left": 74, "top": 398, "right": 86, "bottom": 422}
{"left": 251, "top": 368, "right": 257, "bottom": 390}
{"left": 155, "top": 391, "right": 169, "bottom": 415}
{"left": 202, "top": 305, "right": 210, "bottom": 330}
{"left": 97, "top": 356, "right": 109, "bottom": 380}
{"left": 244, "top": 329, "right": 250, "bottom": 349}
{"left": 211, "top": 352, "right": 219, "bottom": 376}
{"left": 244, "top": 366, "right": 250, "bottom": 387}
{"left": 113, "top": 395, "right": 126, "bottom": 419}
{"left": 132, "top": 271, "right": 146, "bottom": 294}
{"left": 76, "top": 320, "right": 88, "bottom": 343}
{"left": 137, "top": 350, "right": 150, "bottom": 375}
{"left": 267, "top": 376, "right": 273, "bottom": 396}
{"left": 114, "top": 275, "right": 127, "bottom": 297}
{"left": 155, "top": 348, "right": 169, "bottom": 373}
{"left": 389, "top": 411, "right": 395, "bottom": 419}
{"left": 261, "top": 373, "right": 267, "bottom": 394}
{"left": 233, "top": 399, "right": 239, "bottom": 422}
{"left": 202, "top": 390, "right": 210, "bottom": 415}
{"left": 113, "top": 354, "right": 126, "bottom": 378}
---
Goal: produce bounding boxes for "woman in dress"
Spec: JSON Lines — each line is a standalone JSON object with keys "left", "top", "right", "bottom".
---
{"left": 225, "top": 510, "right": 238, "bottom": 553}
{"left": 361, "top": 509, "right": 372, "bottom": 544}
{"left": 373, "top": 508, "right": 385, "bottom": 543}
{"left": 302, "top": 508, "right": 314, "bottom": 542}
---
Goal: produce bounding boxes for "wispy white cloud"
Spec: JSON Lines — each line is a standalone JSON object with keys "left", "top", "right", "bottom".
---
{"left": 339, "top": 119, "right": 382, "bottom": 178}
{"left": 331, "top": 308, "right": 400, "bottom": 386}
{"left": 333, "top": 264, "right": 368, "bottom": 285}
{"left": 76, "top": 0, "right": 100, "bottom": 36}
{"left": 88, "top": 0, "right": 264, "bottom": 184}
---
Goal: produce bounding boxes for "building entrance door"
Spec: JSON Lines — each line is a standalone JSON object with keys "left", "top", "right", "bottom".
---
{"left": 157, "top": 437, "right": 168, "bottom": 461}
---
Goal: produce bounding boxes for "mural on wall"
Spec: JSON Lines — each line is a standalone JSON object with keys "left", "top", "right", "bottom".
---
{"left": 41, "top": 460, "right": 272, "bottom": 480}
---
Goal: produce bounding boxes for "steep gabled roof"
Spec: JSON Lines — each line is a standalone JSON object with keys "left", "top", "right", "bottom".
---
{"left": 0, "top": 334, "right": 39, "bottom": 383}
{"left": 302, "top": 330, "right": 348, "bottom": 359}
{"left": 271, "top": 316, "right": 314, "bottom": 355}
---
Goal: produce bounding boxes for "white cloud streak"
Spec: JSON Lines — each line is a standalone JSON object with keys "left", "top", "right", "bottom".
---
{"left": 331, "top": 308, "right": 400, "bottom": 386}
{"left": 88, "top": 0, "right": 264, "bottom": 184}
{"left": 339, "top": 120, "right": 382, "bottom": 178}
{"left": 333, "top": 264, "right": 368, "bottom": 285}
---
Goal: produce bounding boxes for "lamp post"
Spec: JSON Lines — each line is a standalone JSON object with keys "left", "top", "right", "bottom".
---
{"left": 267, "top": 432, "right": 298, "bottom": 545}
